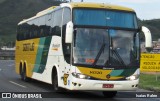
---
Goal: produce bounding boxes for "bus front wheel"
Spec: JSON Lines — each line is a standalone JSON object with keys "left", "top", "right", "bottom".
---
{"left": 53, "top": 74, "right": 59, "bottom": 91}
{"left": 102, "top": 91, "right": 117, "bottom": 98}
{"left": 52, "top": 74, "right": 61, "bottom": 92}
{"left": 52, "top": 74, "right": 64, "bottom": 92}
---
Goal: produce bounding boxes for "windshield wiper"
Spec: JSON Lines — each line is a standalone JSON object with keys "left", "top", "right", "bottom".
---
{"left": 104, "top": 48, "right": 126, "bottom": 67}
{"left": 112, "top": 49, "right": 126, "bottom": 66}
{"left": 92, "top": 43, "right": 105, "bottom": 67}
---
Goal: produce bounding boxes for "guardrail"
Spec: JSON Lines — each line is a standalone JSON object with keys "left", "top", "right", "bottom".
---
{"left": 0, "top": 50, "right": 15, "bottom": 60}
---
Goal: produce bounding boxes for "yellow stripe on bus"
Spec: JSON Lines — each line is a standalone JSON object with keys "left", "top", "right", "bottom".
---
{"left": 77, "top": 67, "right": 124, "bottom": 80}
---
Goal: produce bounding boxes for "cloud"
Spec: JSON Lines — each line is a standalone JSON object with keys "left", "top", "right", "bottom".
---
{"left": 73, "top": 0, "right": 159, "bottom": 4}
{"left": 115, "top": 0, "right": 159, "bottom": 4}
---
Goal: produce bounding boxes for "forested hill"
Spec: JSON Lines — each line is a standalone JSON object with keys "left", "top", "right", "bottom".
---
{"left": 140, "top": 19, "right": 160, "bottom": 41}
{"left": 0, "top": 0, "right": 63, "bottom": 43}
{"left": 0, "top": 0, "right": 159, "bottom": 44}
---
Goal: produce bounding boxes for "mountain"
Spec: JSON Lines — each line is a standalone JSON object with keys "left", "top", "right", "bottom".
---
{"left": 0, "top": 0, "right": 160, "bottom": 45}
{"left": 141, "top": 19, "right": 160, "bottom": 41}
{"left": 0, "top": 0, "right": 63, "bottom": 44}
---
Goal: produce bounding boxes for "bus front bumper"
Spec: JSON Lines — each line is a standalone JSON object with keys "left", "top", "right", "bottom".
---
{"left": 68, "top": 78, "right": 139, "bottom": 91}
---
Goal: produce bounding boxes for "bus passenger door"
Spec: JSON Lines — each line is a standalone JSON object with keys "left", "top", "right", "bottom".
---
{"left": 59, "top": 44, "right": 71, "bottom": 87}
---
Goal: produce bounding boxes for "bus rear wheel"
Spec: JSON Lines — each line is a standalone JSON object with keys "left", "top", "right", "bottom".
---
{"left": 21, "top": 67, "right": 30, "bottom": 82}
{"left": 102, "top": 91, "right": 117, "bottom": 98}
{"left": 20, "top": 67, "right": 23, "bottom": 80}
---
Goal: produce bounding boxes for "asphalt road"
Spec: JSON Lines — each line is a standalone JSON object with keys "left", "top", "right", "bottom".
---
{"left": 0, "top": 60, "right": 159, "bottom": 101}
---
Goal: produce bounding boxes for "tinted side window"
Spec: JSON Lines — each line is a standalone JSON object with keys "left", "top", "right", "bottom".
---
{"left": 50, "top": 12, "right": 54, "bottom": 35}
{"left": 17, "top": 24, "right": 23, "bottom": 40}
{"left": 22, "top": 23, "right": 30, "bottom": 40}
{"left": 52, "top": 9, "right": 63, "bottom": 36}
{"left": 38, "top": 16, "right": 46, "bottom": 37}
{"left": 19, "top": 24, "right": 24, "bottom": 40}
{"left": 27, "top": 19, "right": 39, "bottom": 39}
{"left": 63, "top": 8, "right": 71, "bottom": 25}
{"left": 27, "top": 20, "right": 33, "bottom": 39}
{"left": 45, "top": 13, "right": 52, "bottom": 36}
{"left": 17, "top": 11, "right": 57, "bottom": 40}
{"left": 32, "top": 18, "right": 39, "bottom": 38}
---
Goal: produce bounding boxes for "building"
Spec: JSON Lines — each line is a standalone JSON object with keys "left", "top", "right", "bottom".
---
{"left": 141, "top": 39, "right": 160, "bottom": 53}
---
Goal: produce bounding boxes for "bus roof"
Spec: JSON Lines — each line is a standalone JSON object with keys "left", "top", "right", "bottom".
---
{"left": 36, "top": 6, "right": 57, "bottom": 16}
{"left": 68, "top": 2, "right": 135, "bottom": 12}
{"left": 19, "top": 2, "right": 135, "bottom": 25}
{"left": 18, "top": 6, "right": 57, "bottom": 25}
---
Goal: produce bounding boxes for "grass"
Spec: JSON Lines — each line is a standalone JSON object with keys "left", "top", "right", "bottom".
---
{"left": 139, "top": 73, "right": 160, "bottom": 92}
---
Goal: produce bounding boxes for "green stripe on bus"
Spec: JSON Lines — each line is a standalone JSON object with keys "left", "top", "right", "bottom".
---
{"left": 33, "top": 38, "right": 46, "bottom": 72}
{"left": 33, "top": 37, "right": 52, "bottom": 73}
{"left": 107, "top": 68, "right": 137, "bottom": 78}
{"left": 38, "top": 37, "right": 52, "bottom": 73}
{"left": 110, "top": 70, "right": 124, "bottom": 76}
{"left": 118, "top": 68, "right": 137, "bottom": 77}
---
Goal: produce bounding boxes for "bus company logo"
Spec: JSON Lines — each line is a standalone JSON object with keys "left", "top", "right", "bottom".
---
{"left": 2, "top": 93, "right": 11, "bottom": 98}
{"left": 106, "top": 74, "right": 111, "bottom": 79}
{"left": 52, "top": 44, "right": 60, "bottom": 51}
{"left": 23, "top": 43, "right": 34, "bottom": 51}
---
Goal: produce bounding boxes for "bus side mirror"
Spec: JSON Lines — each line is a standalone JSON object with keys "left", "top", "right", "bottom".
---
{"left": 141, "top": 26, "right": 153, "bottom": 52}
{"left": 65, "top": 21, "right": 73, "bottom": 43}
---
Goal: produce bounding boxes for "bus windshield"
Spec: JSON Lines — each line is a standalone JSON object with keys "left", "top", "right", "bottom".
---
{"left": 73, "top": 9, "right": 139, "bottom": 68}
{"left": 73, "top": 28, "right": 109, "bottom": 66}
{"left": 73, "top": 9, "right": 138, "bottom": 29}
{"left": 73, "top": 28, "right": 140, "bottom": 67}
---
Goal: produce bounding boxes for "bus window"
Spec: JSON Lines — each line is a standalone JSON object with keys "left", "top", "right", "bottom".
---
{"left": 62, "top": 8, "right": 71, "bottom": 25}
{"left": 27, "top": 20, "right": 33, "bottom": 39}
{"left": 22, "top": 23, "right": 29, "bottom": 40}
{"left": 73, "top": 9, "right": 137, "bottom": 29}
{"left": 33, "top": 18, "right": 39, "bottom": 38}
{"left": 38, "top": 16, "right": 45, "bottom": 37}
{"left": 52, "top": 9, "right": 63, "bottom": 36}
{"left": 45, "top": 13, "right": 52, "bottom": 36}
{"left": 17, "top": 25, "right": 23, "bottom": 41}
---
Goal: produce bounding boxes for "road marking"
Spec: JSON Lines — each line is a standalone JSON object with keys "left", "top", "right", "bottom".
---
{"left": 0, "top": 68, "right": 1, "bottom": 71}
{"left": 8, "top": 64, "right": 14, "bottom": 67}
{"left": 9, "top": 81, "right": 26, "bottom": 88}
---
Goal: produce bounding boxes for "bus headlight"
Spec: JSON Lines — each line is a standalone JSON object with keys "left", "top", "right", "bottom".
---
{"left": 126, "top": 75, "right": 139, "bottom": 80}
{"left": 126, "top": 69, "right": 140, "bottom": 80}
{"left": 72, "top": 73, "right": 91, "bottom": 79}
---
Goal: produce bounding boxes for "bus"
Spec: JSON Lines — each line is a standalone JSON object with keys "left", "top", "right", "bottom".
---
{"left": 15, "top": 2, "right": 152, "bottom": 97}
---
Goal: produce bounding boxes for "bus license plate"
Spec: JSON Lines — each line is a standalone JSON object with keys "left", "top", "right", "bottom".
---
{"left": 103, "top": 84, "right": 114, "bottom": 88}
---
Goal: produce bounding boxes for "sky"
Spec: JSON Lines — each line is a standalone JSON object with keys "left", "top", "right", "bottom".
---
{"left": 71, "top": 0, "right": 160, "bottom": 20}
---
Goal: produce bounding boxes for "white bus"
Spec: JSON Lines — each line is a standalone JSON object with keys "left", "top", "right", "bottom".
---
{"left": 15, "top": 2, "right": 152, "bottom": 97}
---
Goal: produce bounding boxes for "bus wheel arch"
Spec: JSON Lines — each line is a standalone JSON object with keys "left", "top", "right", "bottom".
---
{"left": 52, "top": 66, "right": 57, "bottom": 79}
{"left": 21, "top": 62, "right": 30, "bottom": 82}
{"left": 52, "top": 66, "right": 62, "bottom": 92}
{"left": 19, "top": 62, "right": 23, "bottom": 75}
